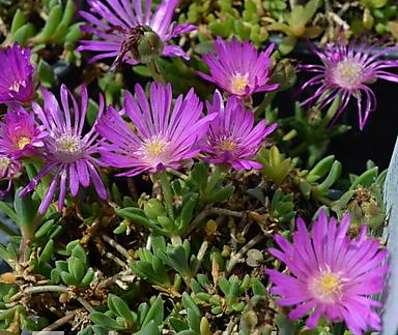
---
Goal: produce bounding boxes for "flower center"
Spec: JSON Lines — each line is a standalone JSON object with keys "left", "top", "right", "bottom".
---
{"left": 333, "top": 59, "right": 363, "bottom": 89}
{"left": 146, "top": 141, "right": 167, "bottom": 156}
{"left": 310, "top": 271, "right": 343, "bottom": 304}
{"left": 230, "top": 73, "right": 249, "bottom": 95}
{"left": 217, "top": 139, "right": 237, "bottom": 152}
{"left": 54, "top": 135, "right": 83, "bottom": 162}
{"left": 142, "top": 137, "right": 170, "bottom": 165}
{"left": 17, "top": 136, "right": 31, "bottom": 150}
{"left": 9, "top": 80, "right": 26, "bottom": 93}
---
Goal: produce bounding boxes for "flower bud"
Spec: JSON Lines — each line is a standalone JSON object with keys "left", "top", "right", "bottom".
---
{"left": 136, "top": 27, "right": 164, "bottom": 64}
{"left": 144, "top": 198, "right": 165, "bottom": 219}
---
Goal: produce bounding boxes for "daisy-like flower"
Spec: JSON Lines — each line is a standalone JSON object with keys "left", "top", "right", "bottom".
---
{"left": 300, "top": 41, "right": 398, "bottom": 130}
{"left": 0, "top": 105, "right": 46, "bottom": 159}
{"left": 78, "top": 0, "right": 196, "bottom": 67}
{"left": 266, "top": 210, "right": 388, "bottom": 335}
{"left": 0, "top": 154, "right": 22, "bottom": 197}
{"left": 197, "top": 37, "right": 278, "bottom": 97}
{"left": 202, "top": 91, "right": 277, "bottom": 170}
{"left": 19, "top": 85, "right": 107, "bottom": 214}
{"left": 0, "top": 44, "right": 34, "bottom": 105}
{"left": 96, "top": 82, "right": 215, "bottom": 176}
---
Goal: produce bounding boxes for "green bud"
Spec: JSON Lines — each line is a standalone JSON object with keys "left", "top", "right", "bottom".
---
{"left": 200, "top": 317, "right": 212, "bottom": 335}
{"left": 137, "top": 28, "right": 164, "bottom": 64}
{"left": 144, "top": 199, "right": 165, "bottom": 219}
{"left": 271, "top": 59, "right": 297, "bottom": 91}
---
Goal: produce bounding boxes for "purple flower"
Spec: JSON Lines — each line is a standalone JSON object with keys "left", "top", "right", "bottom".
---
{"left": 300, "top": 41, "right": 398, "bottom": 130}
{"left": 78, "top": 0, "right": 195, "bottom": 66}
{"left": 19, "top": 85, "right": 107, "bottom": 214}
{"left": 202, "top": 91, "right": 276, "bottom": 170}
{"left": 266, "top": 210, "right": 387, "bottom": 335}
{"left": 96, "top": 82, "right": 215, "bottom": 176}
{"left": 197, "top": 38, "right": 278, "bottom": 97}
{"left": 0, "top": 155, "right": 22, "bottom": 197}
{"left": 0, "top": 105, "right": 46, "bottom": 159}
{"left": 0, "top": 44, "right": 34, "bottom": 105}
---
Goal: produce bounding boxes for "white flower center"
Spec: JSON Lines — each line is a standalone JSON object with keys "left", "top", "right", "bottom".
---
{"left": 309, "top": 271, "right": 343, "bottom": 304}
{"left": 54, "top": 135, "right": 83, "bottom": 162}
{"left": 141, "top": 137, "right": 170, "bottom": 165}
{"left": 230, "top": 73, "right": 249, "bottom": 95}
{"left": 9, "top": 80, "right": 26, "bottom": 93}
{"left": 333, "top": 59, "right": 363, "bottom": 89}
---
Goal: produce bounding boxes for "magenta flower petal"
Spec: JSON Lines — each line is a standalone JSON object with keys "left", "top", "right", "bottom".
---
{"left": 202, "top": 91, "right": 276, "bottom": 170}
{"left": 0, "top": 154, "right": 22, "bottom": 197}
{"left": 300, "top": 41, "right": 398, "bottom": 130}
{"left": 0, "top": 44, "right": 34, "bottom": 105}
{"left": 19, "top": 85, "right": 108, "bottom": 214}
{"left": 266, "top": 210, "right": 388, "bottom": 335}
{"left": 0, "top": 105, "right": 46, "bottom": 159}
{"left": 197, "top": 38, "right": 278, "bottom": 97}
{"left": 96, "top": 82, "right": 215, "bottom": 176}
{"left": 79, "top": 0, "right": 196, "bottom": 65}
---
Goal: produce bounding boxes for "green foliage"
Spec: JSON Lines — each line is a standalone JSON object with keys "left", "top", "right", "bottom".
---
{"left": 88, "top": 295, "right": 164, "bottom": 334}
{"left": 268, "top": 0, "right": 322, "bottom": 54}
{"left": 276, "top": 101, "right": 350, "bottom": 167}
{"left": 6, "top": 0, "right": 82, "bottom": 62}
{"left": 116, "top": 164, "right": 234, "bottom": 238}
{"left": 50, "top": 241, "right": 94, "bottom": 288}
{"left": 258, "top": 146, "right": 294, "bottom": 185}
{"left": 190, "top": 274, "right": 268, "bottom": 317}
{"left": 263, "top": 0, "right": 289, "bottom": 20}
{"left": 131, "top": 236, "right": 203, "bottom": 288}
{"left": 333, "top": 161, "right": 386, "bottom": 231}
{"left": 295, "top": 155, "right": 342, "bottom": 204}
{"left": 181, "top": 0, "right": 269, "bottom": 46}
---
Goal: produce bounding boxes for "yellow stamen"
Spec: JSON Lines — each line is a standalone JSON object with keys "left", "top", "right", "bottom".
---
{"left": 310, "top": 271, "right": 342, "bottom": 304}
{"left": 17, "top": 136, "right": 31, "bottom": 150}
{"left": 143, "top": 138, "right": 170, "bottom": 164}
{"left": 146, "top": 141, "right": 167, "bottom": 157}
{"left": 218, "top": 139, "right": 237, "bottom": 152}
{"left": 230, "top": 73, "right": 249, "bottom": 95}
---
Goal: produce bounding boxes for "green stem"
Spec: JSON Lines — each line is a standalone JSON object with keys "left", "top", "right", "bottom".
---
{"left": 148, "top": 59, "right": 165, "bottom": 82}
{"left": 10, "top": 285, "right": 94, "bottom": 313}
{"left": 158, "top": 171, "right": 174, "bottom": 221}
{"left": 255, "top": 91, "right": 276, "bottom": 116}
{"left": 321, "top": 95, "right": 341, "bottom": 127}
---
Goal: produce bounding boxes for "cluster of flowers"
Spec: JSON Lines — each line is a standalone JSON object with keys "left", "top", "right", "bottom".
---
{"left": 0, "top": 1, "right": 391, "bottom": 334}
{"left": 0, "top": 41, "right": 277, "bottom": 214}
{"left": 79, "top": 0, "right": 398, "bottom": 129}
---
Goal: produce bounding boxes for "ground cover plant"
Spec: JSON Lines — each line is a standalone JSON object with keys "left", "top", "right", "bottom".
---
{"left": 0, "top": 0, "right": 397, "bottom": 334}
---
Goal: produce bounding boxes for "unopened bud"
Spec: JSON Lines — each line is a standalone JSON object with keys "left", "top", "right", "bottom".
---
{"left": 137, "top": 27, "right": 164, "bottom": 64}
